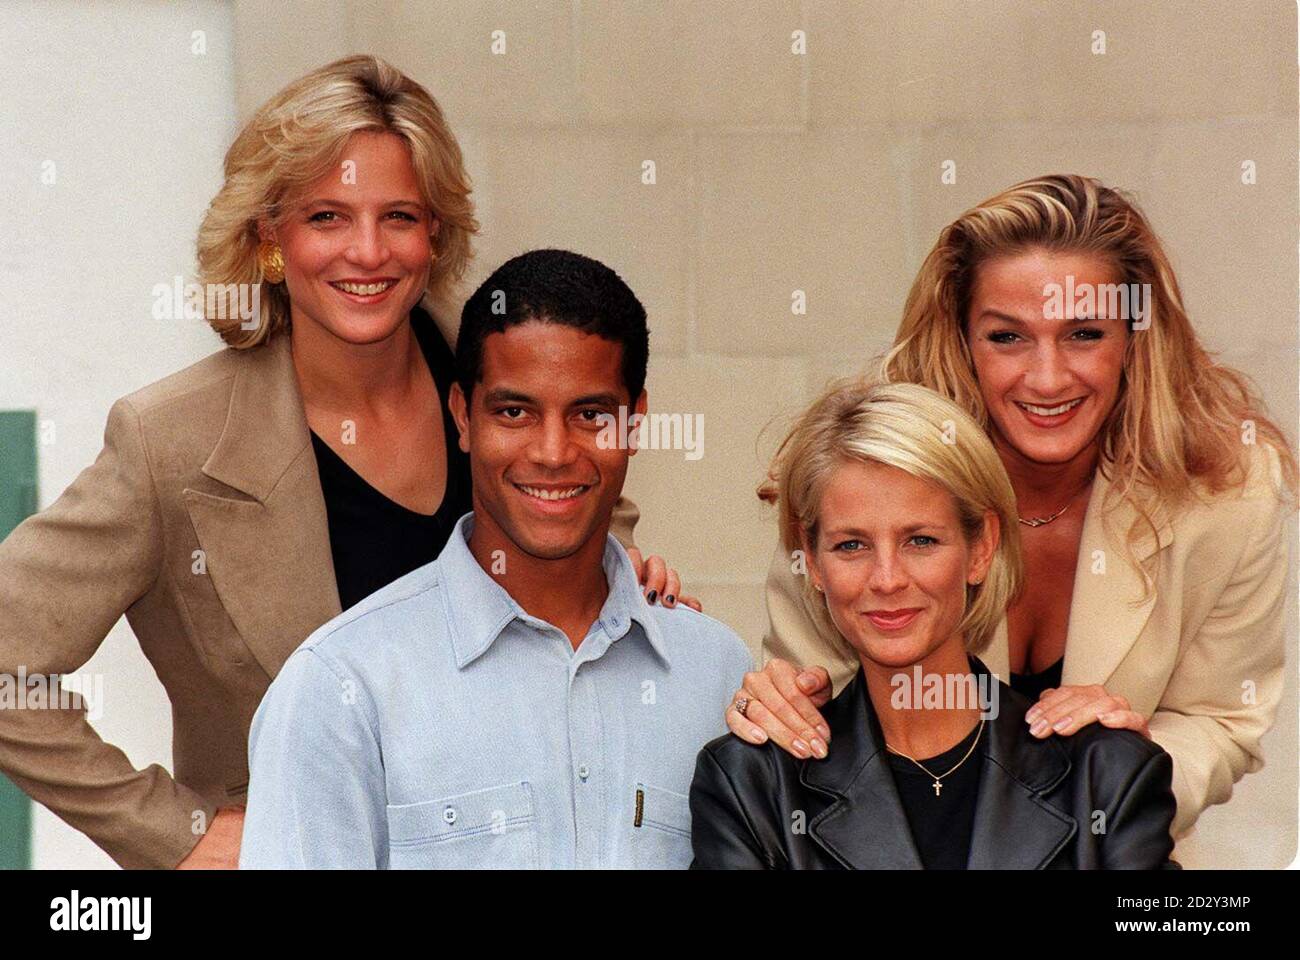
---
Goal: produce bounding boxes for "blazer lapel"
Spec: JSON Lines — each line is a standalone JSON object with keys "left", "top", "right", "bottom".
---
{"left": 803, "top": 675, "right": 925, "bottom": 869}
{"left": 967, "top": 663, "right": 1076, "bottom": 869}
{"left": 183, "top": 334, "right": 341, "bottom": 679}
{"left": 1061, "top": 463, "right": 1173, "bottom": 686}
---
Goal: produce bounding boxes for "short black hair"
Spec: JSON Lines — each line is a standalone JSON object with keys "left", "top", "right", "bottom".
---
{"left": 456, "top": 249, "right": 649, "bottom": 403}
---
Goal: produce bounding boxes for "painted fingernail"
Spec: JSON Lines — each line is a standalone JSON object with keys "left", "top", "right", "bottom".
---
{"left": 816, "top": 723, "right": 831, "bottom": 740}
{"left": 1030, "top": 719, "right": 1049, "bottom": 737}
{"left": 752, "top": 728, "right": 768, "bottom": 743}
{"left": 1052, "top": 717, "right": 1072, "bottom": 732}
{"left": 646, "top": 589, "right": 657, "bottom": 604}
{"left": 811, "top": 738, "right": 828, "bottom": 759}
{"left": 792, "top": 739, "right": 811, "bottom": 758}
{"left": 665, "top": 594, "right": 675, "bottom": 606}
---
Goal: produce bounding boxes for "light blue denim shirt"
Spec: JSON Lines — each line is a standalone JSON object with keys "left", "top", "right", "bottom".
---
{"left": 240, "top": 512, "right": 753, "bottom": 869}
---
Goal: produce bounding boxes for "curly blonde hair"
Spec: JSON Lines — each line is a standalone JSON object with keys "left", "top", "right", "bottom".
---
{"left": 196, "top": 55, "right": 479, "bottom": 347}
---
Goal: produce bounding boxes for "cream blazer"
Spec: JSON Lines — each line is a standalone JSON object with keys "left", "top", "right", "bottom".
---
{"left": 763, "top": 446, "right": 1291, "bottom": 839}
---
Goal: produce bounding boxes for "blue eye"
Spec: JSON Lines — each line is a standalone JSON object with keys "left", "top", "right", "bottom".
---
{"left": 910, "top": 535, "right": 938, "bottom": 547}
{"left": 309, "top": 211, "right": 337, "bottom": 223}
{"left": 988, "top": 331, "right": 1020, "bottom": 344}
{"left": 1071, "top": 328, "right": 1104, "bottom": 341}
{"left": 833, "top": 540, "right": 862, "bottom": 552}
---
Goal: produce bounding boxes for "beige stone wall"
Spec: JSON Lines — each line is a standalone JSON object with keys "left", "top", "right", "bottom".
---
{"left": 234, "top": 0, "right": 1297, "bottom": 868}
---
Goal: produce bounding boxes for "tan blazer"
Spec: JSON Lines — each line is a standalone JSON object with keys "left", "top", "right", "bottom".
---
{"left": 763, "top": 446, "right": 1290, "bottom": 839}
{"left": 0, "top": 331, "right": 642, "bottom": 869}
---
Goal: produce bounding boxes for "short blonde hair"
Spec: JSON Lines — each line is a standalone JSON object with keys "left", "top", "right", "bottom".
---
{"left": 763, "top": 379, "right": 1023, "bottom": 655}
{"left": 196, "top": 55, "right": 479, "bottom": 347}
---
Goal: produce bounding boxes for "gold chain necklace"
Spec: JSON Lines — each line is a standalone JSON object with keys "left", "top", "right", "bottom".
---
{"left": 885, "top": 719, "right": 986, "bottom": 797}
{"left": 1018, "top": 501, "right": 1071, "bottom": 527}
{"left": 1017, "top": 477, "right": 1094, "bottom": 528}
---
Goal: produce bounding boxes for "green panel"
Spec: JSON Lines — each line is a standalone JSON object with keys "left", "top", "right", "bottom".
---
{"left": 0, "top": 410, "right": 37, "bottom": 869}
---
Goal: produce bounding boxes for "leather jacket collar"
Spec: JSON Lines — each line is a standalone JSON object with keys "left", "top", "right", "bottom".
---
{"left": 799, "top": 657, "right": 1078, "bottom": 869}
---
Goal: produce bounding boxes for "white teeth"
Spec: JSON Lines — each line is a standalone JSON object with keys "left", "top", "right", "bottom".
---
{"left": 519, "top": 485, "right": 586, "bottom": 501}
{"left": 1018, "top": 398, "right": 1084, "bottom": 417}
{"left": 333, "top": 280, "right": 396, "bottom": 295}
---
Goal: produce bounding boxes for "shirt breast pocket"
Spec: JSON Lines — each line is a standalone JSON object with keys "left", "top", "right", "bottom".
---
{"left": 386, "top": 781, "right": 538, "bottom": 870}
{"left": 632, "top": 781, "right": 694, "bottom": 870}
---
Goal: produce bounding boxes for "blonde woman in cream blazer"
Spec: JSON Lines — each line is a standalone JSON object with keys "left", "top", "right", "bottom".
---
{"left": 726, "top": 175, "right": 1296, "bottom": 844}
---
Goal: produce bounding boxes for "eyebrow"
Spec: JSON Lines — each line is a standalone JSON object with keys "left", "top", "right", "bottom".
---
{"left": 823, "top": 523, "right": 945, "bottom": 537}
{"left": 974, "top": 309, "right": 1110, "bottom": 326}
{"left": 482, "top": 388, "right": 535, "bottom": 406}
{"left": 480, "top": 389, "right": 624, "bottom": 408}
{"left": 300, "top": 198, "right": 425, "bottom": 211}
{"left": 570, "top": 393, "right": 624, "bottom": 407}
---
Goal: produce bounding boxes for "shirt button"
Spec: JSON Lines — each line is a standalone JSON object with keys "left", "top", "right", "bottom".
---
{"left": 442, "top": 806, "right": 457, "bottom": 824}
{"left": 577, "top": 765, "right": 590, "bottom": 781}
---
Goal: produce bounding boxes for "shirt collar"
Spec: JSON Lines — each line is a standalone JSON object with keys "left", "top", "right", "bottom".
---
{"left": 438, "top": 512, "right": 671, "bottom": 669}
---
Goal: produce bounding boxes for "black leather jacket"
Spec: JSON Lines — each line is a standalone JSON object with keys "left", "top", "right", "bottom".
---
{"left": 690, "top": 658, "right": 1179, "bottom": 869}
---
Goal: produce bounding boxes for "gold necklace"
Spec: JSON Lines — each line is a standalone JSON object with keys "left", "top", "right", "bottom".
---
{"left": 1017, "top": 502, "right": 1071, "bottom": 527}
{"left": 885, "top": 719, "right": 986, "bottom": 797}
{"left": 1017, "top": 477, "right": 1095, "bottom": 528}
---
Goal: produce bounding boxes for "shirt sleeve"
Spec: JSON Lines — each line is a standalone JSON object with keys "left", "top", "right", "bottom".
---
{"left": 689, "top": 746, "right": 774, "bottom": 869}
{"left": 1099, "top": 744, "right": 1180, "bottom": 870}
{"left": 240, "top": 647, "right": 387, "bottom": 868}
{"left": 0, "top": 397, "right": 218, "bottom": 868}
{"left": 1147, "top": 481, "right": 1290, "bottom": 838}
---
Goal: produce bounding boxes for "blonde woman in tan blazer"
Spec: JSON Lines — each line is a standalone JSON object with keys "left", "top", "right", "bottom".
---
{"left": 726, "top": 175, "right": 1296, "bottom": 842}
{"left": 0, "top": 56, "right": 691, "bottom": 870}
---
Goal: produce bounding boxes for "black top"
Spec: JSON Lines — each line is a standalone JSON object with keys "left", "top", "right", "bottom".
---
{"left": 885, "top": 720, "right": 985, "bottom": 870}
{"left": 310, "top": 307, "right": 472, "bottom": 611}
{"left": 1010, "top": 656, "right": 1065, "bottom": 702}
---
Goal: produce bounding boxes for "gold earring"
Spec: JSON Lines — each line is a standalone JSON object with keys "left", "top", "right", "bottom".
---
{"left": 258, "top": 240, "right": 285, "bottom": 284}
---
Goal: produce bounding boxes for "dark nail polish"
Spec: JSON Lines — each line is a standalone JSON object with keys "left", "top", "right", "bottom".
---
{"left": 646, "top": 589, "right": 658, "bottom": 604}
{"left": 665, "top": 595, "right": 675, "bottom": 605}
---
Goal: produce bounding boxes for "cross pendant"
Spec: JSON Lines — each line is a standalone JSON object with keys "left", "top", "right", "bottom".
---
{"left": 932, "top": 780, "right": 943, "bottom": 796}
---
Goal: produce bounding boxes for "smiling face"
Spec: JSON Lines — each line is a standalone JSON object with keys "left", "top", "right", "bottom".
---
{"left": 450, "top": 320, "right": 646, "bottom": 562}
{"left": 965, "top": 247, "right": 1127, "bottom": 470}
{"left": 806, "top": 460, "right": 996, "bottom": 672}
{"left": 266, "top": 130, "right": 436, "bottom": 345}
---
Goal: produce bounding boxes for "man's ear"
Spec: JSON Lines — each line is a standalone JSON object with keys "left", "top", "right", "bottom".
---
{"left": 627, "top": 389, "right": 648, "bottom": 457}
{"left": 449, "top": 382, "right": 472, "bottom": 454}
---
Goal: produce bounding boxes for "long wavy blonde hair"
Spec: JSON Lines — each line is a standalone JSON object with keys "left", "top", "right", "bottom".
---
{"left": 196, "top": 55, "right": 479, "bottom": 347}
{"left": 770, "top": 379, "right": 1023, "bottom": 655}
{"left": 877, "top": 174, "right": 1297, "bottom": 594}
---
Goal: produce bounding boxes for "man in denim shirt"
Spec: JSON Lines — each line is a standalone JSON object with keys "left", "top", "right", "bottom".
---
{"left": 240, "top": 249, "right": 753, "bottom": 868}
